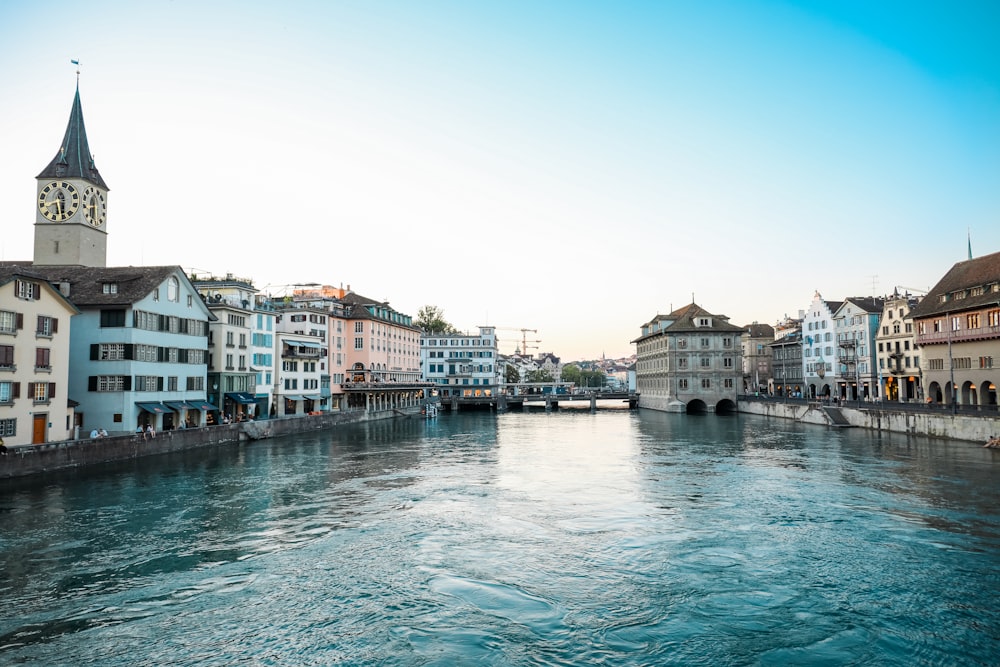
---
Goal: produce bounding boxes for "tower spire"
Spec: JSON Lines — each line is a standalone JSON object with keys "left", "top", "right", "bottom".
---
{"left": 36, "top": 76, "right": 108, "bottom": 190}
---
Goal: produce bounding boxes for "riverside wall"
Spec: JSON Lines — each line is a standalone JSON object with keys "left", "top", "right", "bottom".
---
{"left": 0, "top": 407, "right": 417, "bottom": 480}
{"left": 738, "top": 399, "right": 1000, "bottom": 445}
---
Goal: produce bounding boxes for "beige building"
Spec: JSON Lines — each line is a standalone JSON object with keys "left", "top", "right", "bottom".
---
{"left": 909, "top": 251, "right": 1000, "bottom": 408}
{"left": 632, "top": 303, "right": 743, "bottom": 413}
{"left": 0, "top": 269, "right": 79, "bottom": 445}
{"left": 876, "top": 291, "right": 923, "bottom": 402}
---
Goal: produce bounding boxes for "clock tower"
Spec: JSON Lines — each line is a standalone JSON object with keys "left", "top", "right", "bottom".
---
{"left": 33, "top": 82, "right": 110, "bottom": 267}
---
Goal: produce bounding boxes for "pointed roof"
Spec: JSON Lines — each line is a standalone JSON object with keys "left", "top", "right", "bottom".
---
{"left": 909, "top": 250, "right": 1000, "bottom": 319}
{"left": 36, "top": 84, "right": 109, "bottom": 189}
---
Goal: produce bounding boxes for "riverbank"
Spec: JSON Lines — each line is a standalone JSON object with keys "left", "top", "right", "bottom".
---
{"left": 738, "top": 397, "right": 1000, "bottom": 444}
{"left": 0, "top": 406, "right": 423, "bottom": 480}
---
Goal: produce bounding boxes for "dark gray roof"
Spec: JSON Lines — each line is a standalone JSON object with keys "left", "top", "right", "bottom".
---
{"left": 339, "top": 291, "right": 419, "bottom": 330}
{"left": 36, "top": 84, "right": 108, "bottom": 190}
{"left": 743, "top": 323, "right": 775, "bottom": 338}
{"left": 633, "top": 302, "right": 743, "bottom": 343}
{"left": 842, "top": 297, "right": 885, "bottom": 314}
{"left": 909, "top": 250, "right": 1000, "bottom": 319}
{"left": 0, "top": 263, "right": 183, "bottom": 308}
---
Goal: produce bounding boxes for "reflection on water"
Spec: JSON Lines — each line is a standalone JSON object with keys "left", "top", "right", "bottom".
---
{"left": 1, "top": 411, "right": 999, "bottom": 665}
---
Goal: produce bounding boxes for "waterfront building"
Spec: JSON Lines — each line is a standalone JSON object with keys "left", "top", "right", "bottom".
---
{"left": 832, "top": 297, "right": 884, "bottom": 400}
{"left": 801, "top": 292, "right": 843, "bottom": 398}
{"left": 0, "top": 268, "right": 79, "bottom": 445}
{"left": 632, "top": 302, "right": 743, "bottom": 413}
{"left": 909, "top": 250, "right": 1000, "bottom": 408}
{"left": 2, "top": 82, "right": 214, "bottom": 436}
{"left": 769, "top": 328, "right": 804, "bottom": 398}
{"left": 274, "top": 304, "right": 329, "bottom": 415}
{"left": 341, "top": 291, "right": 421, "bottom": 384}
{"left": 420, "top": 326, "right": 498, "bottom": 399}
{"left": 741, "top": 322, "right": 774, "bottom": 393}
{"left": 876, "top": 291, "right": 923, "bottom": 402}
{"left": 535, "top": 352, "right": 563, "bottom": 382}
{"left": 191, "top": 274, "right": 259, "bottom": 420}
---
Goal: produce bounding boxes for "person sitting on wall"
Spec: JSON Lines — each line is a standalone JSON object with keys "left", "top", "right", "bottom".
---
{"left": 99, "top": 428, "right": 108, "bottom": 437}
{"left": 90, "top": 428, "right": 99, "bottom": 439}
{"left": 145, "top": 423, "right": 155, "bottom": 440}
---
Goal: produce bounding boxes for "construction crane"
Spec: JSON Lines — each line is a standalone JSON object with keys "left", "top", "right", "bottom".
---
{"left": 497, "top": 327, "right": 540, "bottom": 356}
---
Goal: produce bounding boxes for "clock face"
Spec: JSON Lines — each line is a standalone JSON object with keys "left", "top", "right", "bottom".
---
{"left": 38, "top": 181, "right": 80, "bottom": 222}
{"left": 83, "top": 186, "right": 107, "bottom": 227}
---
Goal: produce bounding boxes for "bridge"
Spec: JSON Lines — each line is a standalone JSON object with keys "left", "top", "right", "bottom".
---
{"left": 442, "top": 390, "right": 639, "bottom": 412}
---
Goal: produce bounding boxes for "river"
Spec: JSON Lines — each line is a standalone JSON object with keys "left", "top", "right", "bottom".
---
{"left": 2, "top": 410, "right": 999, "bottom": 666}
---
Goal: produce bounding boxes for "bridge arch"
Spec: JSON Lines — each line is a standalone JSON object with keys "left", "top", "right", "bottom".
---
{"left": 685, "top": 399, "right": 708, "bottom": 414}
{"left": 716, "top": 399, "right": 738, "bottom": 415}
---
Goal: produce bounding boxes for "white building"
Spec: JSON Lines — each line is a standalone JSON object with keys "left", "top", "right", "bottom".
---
{"left": 420, "top": 326, "right": 498, "bottom": 398}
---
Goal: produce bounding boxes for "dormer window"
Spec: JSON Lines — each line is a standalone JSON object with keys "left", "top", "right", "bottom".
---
{"left": 102, "top": 282, "right": 118, "bottom": 294}
{"left": 698, "top": 318, "right": 710, "bottom": 326}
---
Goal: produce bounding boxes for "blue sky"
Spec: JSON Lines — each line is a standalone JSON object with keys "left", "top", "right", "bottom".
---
{"left": 1, "top": 1, "right": 997, "bottom": 360}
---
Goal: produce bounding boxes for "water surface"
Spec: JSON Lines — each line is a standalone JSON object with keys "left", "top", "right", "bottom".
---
{"left": 2, "top": 411, "right": 999, "bottom": 665}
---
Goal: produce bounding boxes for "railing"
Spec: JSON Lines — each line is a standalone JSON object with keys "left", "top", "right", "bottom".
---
{"left": 917, "top": 325, "right": 1000, "bottom": 345}
{"left": 738, "top": 393, "right": 1000, "bottom": 416}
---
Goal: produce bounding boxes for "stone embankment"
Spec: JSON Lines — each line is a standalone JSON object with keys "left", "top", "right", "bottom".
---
{"left": 739, "top": 399, "right": 1000, "bottom": 445}
{"left": 0, "top": 407, "right": 421, "bottom": 480}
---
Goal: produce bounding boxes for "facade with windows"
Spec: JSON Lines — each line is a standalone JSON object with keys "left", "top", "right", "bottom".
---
{"left": 832, "top": 297, "right": 884, "bottom": 401}
{"left": 801, "top": 292, "right": 842, "bottom": 398}
{"left": 876, "top": 292, "right": 923, "bottom": 403}
{"left": 274, "top": 304, "right": 328, "bottom": 415}
{"left": 741, "top": 322, "right": 774, "bottom": 393}
{"left": 632, "top": 303, "right": 743, "bottom": 413}
{"left": 0, "top": 270, "right": 79, "bottom": 445}
{"left": 420, "top": 326, "right": 498, "bottom": 398}
{"left": 341, "top": 291, "right": 421, "bottom": 384}
{"left": 8, "top": 265, "right": 215, "bottom": 435}
{"left": 192, "top": 275, "right": 259, "bottom": 420}
{"left": 909, "top": 251, "right": 1000, "bottom": 409}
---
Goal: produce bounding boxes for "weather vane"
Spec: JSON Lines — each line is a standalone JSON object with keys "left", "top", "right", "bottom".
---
{"left": 71, "top": 58, "right": 80, "bottom": 83}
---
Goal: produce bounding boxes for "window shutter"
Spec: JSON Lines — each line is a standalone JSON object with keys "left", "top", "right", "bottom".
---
{"left": 90, "top": 344, "right": 99, "bottom": 360}
{"left": 52, "top": 318, "right": 58, "bottom": 333}
{"left": 125, "top": 344, "right": 135, "bottom": 360}
{"left": 157, "top": 377, "right": 164, "bottom": 391}
{"left": 12, "top": 382, "right": 20, "bottom": 398}
{"left": 15, "top": 313, "right": 23, "bottom": 330}
{"left": 32, "top": 284, "right": 41, "bottom": 300}
{"left": 123, "top": 376, "right": 132, "bottom": 390}
{"left": 88, "top": 376, "right": 97, "bottom": 391}
{"left": 37, "top": 315, "right": 44, "bottom": 333}
{"left": 36, "top": 348, "right": 45, "bottom": 367}
{"left": 49, "top": 383, "right": 56, "bottom": 399}
{"left": 27, "top": 382, "right": 35, "bottom": 397}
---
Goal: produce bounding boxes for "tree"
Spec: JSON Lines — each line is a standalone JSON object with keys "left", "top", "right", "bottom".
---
{"left": 415, "top": 305, "right": 458, "bottom": 334}
{"left": 561, "top": 364, "right": 582, "bottom": 384}
{"left": 526, "top": 369, "right": 554, "bottom": 383}
{"left": 504, "top": 364, "right": 521, "bottom": 384}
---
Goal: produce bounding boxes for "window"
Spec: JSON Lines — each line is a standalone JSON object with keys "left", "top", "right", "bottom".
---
{"left": 35, "top": 347, "right": 50, "bottom": 369}
{"left": 167, "top": 276, "right": 179, "bottom": 302}
{"left": 0, "top": 381, "right": 17, "bottom": 403}
{"left": 700, "top": 357, "right": 710, "bottom": 367}
{"left": 678, "top": 379, "right": 688, "bottom": 390}
{"left": 100, "top": 309, "right": 126, "bottom": 327}
{"left": 0, "top": 310, "right": 19, "bottom": 334}
{"left": 0, "top": 418, "right": 15, "bottom": 436}
{"left": 100, "top": 343, "right": 125, "bottom": 360}
{"left": 186, "top": 376, "right": 205, "bottom": 391}
{"left": 355, "top": 322, "right": 364, "bottom": 333}
{"left": 0, "top": 345, "right": 13, "bottom": 369}
{"left": 135, "top": 376, "right": 160, "bottom": 391}
{"left": 168, "top": 376, "right": 178, "bottom": 391}
{"left": 701, "top": 378, "right": 711, "bottom": 388}
{"left": 102, "top": 282, "right": 118, "bottom": 294}
{"left": 36, "top": 316, "right": 56, "bottom": 337}
{"left": 354, "top": 337, "right": 363, "bottom": 350}
{"left": 990, "top": 310, "right": 1000, "bottom": 328}
{"left": 951, "top": 316, "right": 960, "bottom": 332}
{"left": 97, "top": 375, "right": 127, "bottom": 391}
{"left": 15, "top": 280, "right": 40, "bottom": 301}
{"left": 723, "top": 357, "right": 733, "bottom": 368}
{"left": 967, "top": 313, "right": 981, "bottom": 329}
{"left": 724, "top": 378, "right": 734, "bottom": 388}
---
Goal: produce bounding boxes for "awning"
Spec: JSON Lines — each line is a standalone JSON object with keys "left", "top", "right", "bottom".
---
{"left": 295, "top": 341, "right": 321, "bottom": 348}
{"left": 225, "top": 392, "right": 257, "bottom": 405}
{"left": 187, "top": 400, "right": 220, "bottom": 411}
{"left": 136, "top": 401, "right": 168, "bottom": 414}
{"left": 163, "top": 401, "right": 192, "bottom": 411}
{"left": 283, "top": 395, "right": 305, "bottom": 401}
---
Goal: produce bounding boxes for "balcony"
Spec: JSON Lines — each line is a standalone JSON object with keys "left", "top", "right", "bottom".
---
{"left": 917, "top": 325, "right": 1000, "bottom": 345}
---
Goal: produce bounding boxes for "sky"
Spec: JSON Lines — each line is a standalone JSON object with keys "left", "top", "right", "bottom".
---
{"left": 1, "top": 1, "right": 998, "bottom": 361}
